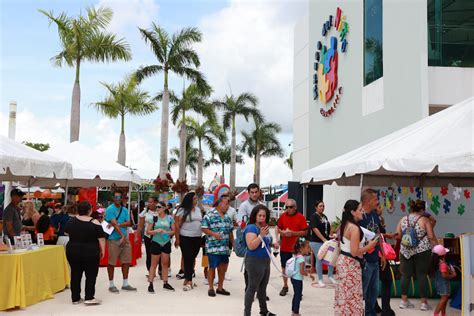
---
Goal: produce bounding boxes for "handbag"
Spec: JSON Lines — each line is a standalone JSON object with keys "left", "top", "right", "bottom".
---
{"left": 321, "top": 239, "right": 340, "bottom": 267}
{"left": 379, "top": 235, "right": 396, "bottom": 260}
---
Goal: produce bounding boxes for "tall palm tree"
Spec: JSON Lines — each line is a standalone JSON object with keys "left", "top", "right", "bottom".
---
{"left": 167, "top": 83, "right": 213, "bottom": 183}
{"left": 168, "top": 145, "right": 199, "bottom": 176}
{"left": 208, "top": 145, "right": 243, "bottom": 184}
{"left": 241, "top": 121, "right": 284, "bottom": 185}
{"left": 40, "top": 6, "right": 132, "bottom": 142}
{"left": 93, "top": 75, "right": 157, "bottom": 166}
{"left": 185, "top": 117, "right": 226, "bottom": 188}
{"left": 135, "top": 24, "right": 207, "bottom": 198}
{"left": 215, "top": 93, "right": 263, "bottom": 190}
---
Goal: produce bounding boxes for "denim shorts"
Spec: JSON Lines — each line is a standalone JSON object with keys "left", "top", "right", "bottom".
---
{"left": 207, "top": 253, "right": 229, "bottom": 268}
{"left": 435, "top": 274, "right": 451, "bottom": 296}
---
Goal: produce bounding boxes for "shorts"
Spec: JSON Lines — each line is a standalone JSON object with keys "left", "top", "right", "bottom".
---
{"left": 280, "top": 251, "right": 293, "bottom": 268}
{"left": 435, "top": 276, "right": 451, "bottom": 296}
{"left": 207, "top": 253, "right": 229, "bottom": 269}
{"left": 201, "top": 255, "right": 209, "bottom": 268}
{"left": 150, "top": 241, "right": 172, "bottom": 255}
{"left": 108, "top": 238, "right": 132, "bottom": 265}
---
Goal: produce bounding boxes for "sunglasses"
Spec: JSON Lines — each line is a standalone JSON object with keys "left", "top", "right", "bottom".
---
{"left": 286, "top": 205, "right": 295, "bottom": 209}
{"left": 157, "top": 205, "right": 164, "bottom": 209}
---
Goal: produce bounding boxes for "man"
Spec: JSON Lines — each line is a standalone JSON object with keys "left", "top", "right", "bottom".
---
{"left": 50, "top": 203, "right": 70, "bottom": 237}
{"left": 2, "top": 188, "right": 25, "bottom": 242}
{"left": 237, "top": 183, "right": 262, "bottom": 224}
{"left": 220, "top": 192, "right": 237, "bottom": 282}
{"left": 202, "top": 198, "right": 234, "bottom": 297}
{"left": 105, "top": 190, "right": 137, "bottom": 293}
{"left": 275, "top": 199, "right": 308, "bottom": 296}
{"left": 359, "top": 188, "right": 387, "bottom": 316}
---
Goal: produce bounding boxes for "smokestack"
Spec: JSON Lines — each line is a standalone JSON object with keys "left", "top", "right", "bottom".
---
{"left": 8, "top": 101, "right": 17, "bottom": 140}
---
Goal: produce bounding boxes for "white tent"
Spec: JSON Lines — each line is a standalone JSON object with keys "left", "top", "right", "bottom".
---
{"left": 33, "top": 141, "right": 142, "bottom": 187}
{"left": 301, "top": 97, "right": 474, "bottom": 187}
{"left": 0, "top": 135, "right": 73, "bottom": 182}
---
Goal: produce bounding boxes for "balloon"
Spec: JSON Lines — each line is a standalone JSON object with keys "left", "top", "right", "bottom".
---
{"left": 34, "top": 190, "right": 42, "bottom": 198}
{"left": 42, "top": 189, "right": 52, "bottom": 199}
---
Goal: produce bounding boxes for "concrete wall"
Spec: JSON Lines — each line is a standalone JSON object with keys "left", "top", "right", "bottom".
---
{"left": 428, "top": 67, "right": 474, "bottom": 106}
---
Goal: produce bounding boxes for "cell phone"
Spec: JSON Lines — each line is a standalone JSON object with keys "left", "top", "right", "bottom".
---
{"left": 372, "top": 234, "right": 380, "bottom": 242}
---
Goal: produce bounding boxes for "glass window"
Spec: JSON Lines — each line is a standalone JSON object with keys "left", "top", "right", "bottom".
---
{"left": 364, "top": 0, "right": 383, "bottom": 86}
{"left": 428, "top": 0, "right": 474, "bottom": 67}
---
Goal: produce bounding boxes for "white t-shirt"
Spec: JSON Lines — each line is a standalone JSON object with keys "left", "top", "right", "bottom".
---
{"left": 237, "top": 199, "right": 262, "bottom": 223}
{"left": 226, "top": 206, "right": 237, "bottom": 224}
{"left": 140, "top": 209, "right": 158, "bottom": 238}
{"left": 175, "top": 207, "right": 203, "bottom": 237}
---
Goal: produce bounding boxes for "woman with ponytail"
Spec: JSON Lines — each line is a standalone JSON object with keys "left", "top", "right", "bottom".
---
{"left": 334, "top": 200, "right": 378, "bottom": 315}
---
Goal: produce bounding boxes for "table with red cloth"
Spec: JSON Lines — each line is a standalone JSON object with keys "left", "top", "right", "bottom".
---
{"left": 100, "top": 232, "right": 142, "bottom": 267}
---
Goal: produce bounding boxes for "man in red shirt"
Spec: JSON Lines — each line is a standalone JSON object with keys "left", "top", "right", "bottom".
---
{"left": 275, "top": 198, "right": 308, "bottom": 296}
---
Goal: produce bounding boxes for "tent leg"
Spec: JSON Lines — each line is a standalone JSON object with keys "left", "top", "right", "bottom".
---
{"left": 359, "top": 174, "right": 364, "bottom": 192}
{"left": 128, "top": 182, "right": 132, "bottom": 211}
{"left": 64, "top": 180, "right": 68, "bottom": 205}
{"left": 27, "top": 179, "right": 31, "bottom": 199}
{"left": 302, "top": 184, "right": 307, "bottom": 218}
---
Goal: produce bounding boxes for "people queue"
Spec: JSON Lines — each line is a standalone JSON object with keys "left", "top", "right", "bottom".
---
{"left": 2, "top": 185, "right": 448, "bottom": 316}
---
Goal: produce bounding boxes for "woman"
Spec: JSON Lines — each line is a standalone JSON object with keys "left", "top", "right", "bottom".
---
{"left": 396, "top": 199, "right": 438, "bottom": 311}
{"left": 334, "top": 200, "right": 378, "bottom": 315}
{"left": 175, "top": 192, "right": 202, "bottom": 291}
{"left": 135, "top": 196, "right": 159, "bottom": 274}
{"left": 308, "top": 200, "right": 335, "bottom": 287}
{"left": 146, "top": 201, "right": 176, "bottom": 293}
{"left": 244, "top": 205, "right": 277, "bottom": 316}
{"left": 36, "top": 214, "right": 57, "bottom": 245}
{"left": 64, "top": 201, "right": 106, "bottom": 305}
{"left": 21, "top": 200, "right": 40, "bottom": 240}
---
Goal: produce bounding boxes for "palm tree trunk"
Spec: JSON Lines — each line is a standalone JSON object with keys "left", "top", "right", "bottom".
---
{"left": 221, "top": 163, "right": 225, "bottom": 184}
{"left": 178, "top": 109, "right": 186, "bottom": 182}
{"left": 230, "top": 115, "right": 236, "bottom": 190}
{"left": 118, "top": 113, "right": 126, "bottom": 166}
{"left": 255, "top": 146, "right": 261, "bottom": 186}
{"left": 160, "top": 71, "right": 170, "bottom": 200}
{"left": 197, "top": 141, "right": 203, "bottom": 188}
{"left": 70, "top": 60, "right": 81, "bottom": 142}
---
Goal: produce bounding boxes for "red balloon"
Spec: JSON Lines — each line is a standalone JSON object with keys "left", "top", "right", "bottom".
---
{"left": 42, "top": 189, "right": 52, "bottom": 199}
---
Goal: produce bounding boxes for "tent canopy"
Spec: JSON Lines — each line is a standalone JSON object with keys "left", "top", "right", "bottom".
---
{"left": 33, "top": 141, "right": 142, "bottom": 187}
{"left": 301, "top": 97, "right": 474, "bottom": 187}
{"left": 0, "top": 135, "right": 73, "bottom": 182}
{"left": 272, "top": 191, "right": 288, "bottom": 203}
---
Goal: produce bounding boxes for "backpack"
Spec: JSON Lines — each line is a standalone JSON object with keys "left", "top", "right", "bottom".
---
{"left": 401, "top": 215, "right": 422, "bottom": 248}
{"left": 285, "top": 255, "right": 303, "bottom": 278}
{"left": 234, "top": 225, "right": 247, "bottom": 257}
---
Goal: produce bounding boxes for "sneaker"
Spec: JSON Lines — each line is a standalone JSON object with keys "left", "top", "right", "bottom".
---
{"left": 279, "top": 286, "right": 288, "bottom": 296}
{"left": 203, "top": 279, "right": 209, "bottom": 285}
{"left": 260, "top": 312, "right": 276, "bottom": 316}
{"left": 121, "top": 284, "right": 137, "bottom": 291}
{"left": 318, "top": 280, "right": 326, "bottom": 288}
{"left": 148, "top": 283, "right": 155, "bottom": 294}
{"left": 225, "top": 273, "right": 232, "bottom": 281}
{"left": 208, "top": 289, "right": 216, "bottom": 297}
{"left": 84, "top": 298, "right": 102, "bottom": 305}
{"left": 176, "top": 270, "right": 184, "bottom": 279}
{"left": 399, "top": 300, "right": 415, "bottom": 309}
{"left": 420, "top": 303, "right": 431, "bottom": 311}
{"left": 329, "top": 277, "right": 337, "bottom": 285}
{"left": 163, "top": 283, "right": 175, "bottom": 292}
{"left": 216, "top": 288, "right": 230, "bottom": 296}
{"left": 108, "top": 286, "right": 119, "bottom": 294}
{"left": 192, "top": 272, "right": 196, "bottom": 278}
{"left": 72, "top": 298, "right": 84, "bottom": 305}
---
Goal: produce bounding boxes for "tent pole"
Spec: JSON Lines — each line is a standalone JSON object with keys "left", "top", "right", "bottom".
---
{"left": 302, "top": 184, "right": 307, "bottom": 218}
{"left": 359, "top": 174, "right": 364, "bottom": 192}
{"left": 28, "top": 179, "right": 31, "bottom": 199}
{"left": 128, "top": 181, "right": 132, "bottom": 211}
{"left": 64, "top": 179, "right": 68, "bottom": 205}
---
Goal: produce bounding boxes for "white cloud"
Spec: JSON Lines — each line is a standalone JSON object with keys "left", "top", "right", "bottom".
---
{"left": 196, "top": 0, "right": 307, "bottom": 133}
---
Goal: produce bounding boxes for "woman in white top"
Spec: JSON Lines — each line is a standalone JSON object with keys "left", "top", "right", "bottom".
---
{"left": 334, "top": 200, "right": 378, "bottom": 316}
{"left": 135, "top": 196, "right": 159, "bottom": 274}
{"left": 175, "top": 191, "right": 202, "bottom": 291}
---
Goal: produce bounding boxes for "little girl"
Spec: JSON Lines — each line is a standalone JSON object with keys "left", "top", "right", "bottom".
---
{"left": 290, "top": 239, "right": 315, "bottom": 316}
{"left": 431, "top": 244, "right": 456, "bottom": 316}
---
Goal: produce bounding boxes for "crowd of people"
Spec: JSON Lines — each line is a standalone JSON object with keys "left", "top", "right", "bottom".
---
{"left": 1, "top": 184, "right": 453, "bottom": 316}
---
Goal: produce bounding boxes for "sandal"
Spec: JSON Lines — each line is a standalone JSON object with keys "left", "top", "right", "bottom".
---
{"left": 183, "top": 284, "right": 193, "bottom": 291}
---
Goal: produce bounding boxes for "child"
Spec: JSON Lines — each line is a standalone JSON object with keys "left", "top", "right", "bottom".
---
{"left": 35, "top": 214, "right": 57, "bottom": 245}
{"left": 290, "top": 239, "right": 315, "bottom": 316}
{"left": 431, "top": 244, "right": 456, "bottom": 316}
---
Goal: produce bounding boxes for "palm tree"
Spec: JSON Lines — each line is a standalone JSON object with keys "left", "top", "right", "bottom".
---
{"left": 208, "top": 145, "right": 243, "bottom": 184}
{"left": 165, "top": 83, "right": 213, "bottom": 183}
{"left": 168, "top": 145, "right": 199, "bottom": 176}
{"left": 185, "top": 117, "right": 226, "bottom": 188}
{"left": 93, "top": 75, "right": 157, "bottom": 166}
{"left": 135, "top": 24, "right": 207, "bottom": 198}
{"left": 241, "top": 121, "right": 284, "bottom": 185}
{"left": 215, "top": 93, "right": 263, "bottom": 190}
{"left": 40, "top": 6, "right": 132, "bottom": 142}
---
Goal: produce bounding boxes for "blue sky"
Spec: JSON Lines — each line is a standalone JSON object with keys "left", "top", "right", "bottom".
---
{"left": 0, "top": 0, "right": 304, "bottom": 186}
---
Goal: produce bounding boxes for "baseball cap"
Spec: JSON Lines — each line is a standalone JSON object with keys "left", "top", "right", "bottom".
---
{"left": 432, "top": 244, "right": 449, "bottom": 256}
{"left": 10, "top": 188, "right": 25, "bottom": 198}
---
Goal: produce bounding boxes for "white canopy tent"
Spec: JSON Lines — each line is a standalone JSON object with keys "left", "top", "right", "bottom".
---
{"left": 32, "top": 141, "right": 143, "bottom": 187}
{"left": 301, "top": 97, "right": 474, "bottom": 187}
{"left": 0, "top": 135, "right": 73, "bottom": 182}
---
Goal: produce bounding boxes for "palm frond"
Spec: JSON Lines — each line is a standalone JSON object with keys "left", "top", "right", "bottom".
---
{"left": 135, "top": 65, "right": 164, "bottom": 82}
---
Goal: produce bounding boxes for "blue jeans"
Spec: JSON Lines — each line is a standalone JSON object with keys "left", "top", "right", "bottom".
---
{"left": 291, "top": 278, "right": 303, "bottom": 314}
{"left": 310, "top": 241, "right": 334, "bottom": 281}
{"left": 362, "top": 261, "right": 379, "bottom": 316}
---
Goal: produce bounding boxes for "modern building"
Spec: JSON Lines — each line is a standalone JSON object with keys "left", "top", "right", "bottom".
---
{"left": 292, "top": 0, "right": 473, "bottom": 230}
